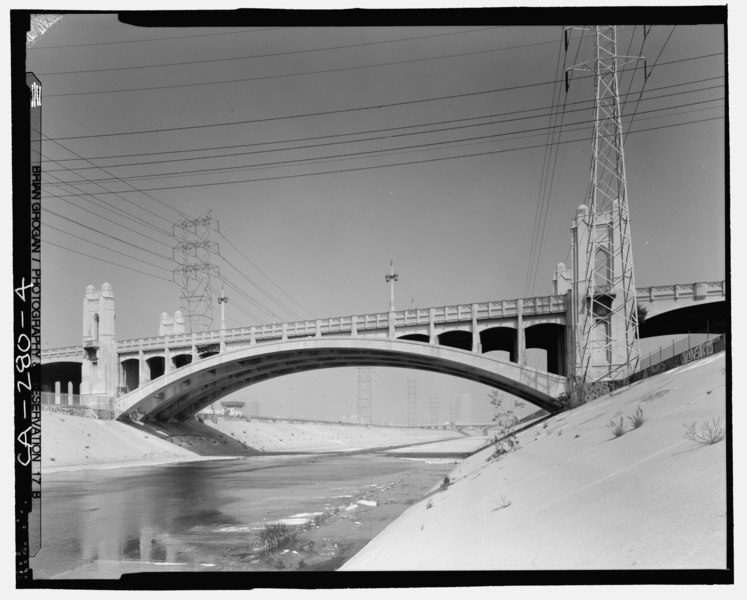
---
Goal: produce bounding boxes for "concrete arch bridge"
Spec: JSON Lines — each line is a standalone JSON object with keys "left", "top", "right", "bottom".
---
{"left": 113, "top": 338, "right": 568, "bottom": 422}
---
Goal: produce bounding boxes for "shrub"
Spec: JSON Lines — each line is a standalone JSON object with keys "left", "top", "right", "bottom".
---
{"left": 608, "top": 417, "right": 625, "bottom": 438}
{"left": 628, "top": 405, "right": 644, "bottom": 429}
{"left": 426, "top": 499, "right": 433, "bottom": 510}
{"left": 489, "top": 434, "right": 520, "bottom": 461}
{"left": 258, "top": 522, "right": 294, "bottom": 553}
{"left": 684, "top": 419, "right": 725, "bottom": 445}
{"left": 494, "top": 495, "right": 511, "bottom": 511}
{"left": 440, "top": 476, "right": 451, "bottom": 491}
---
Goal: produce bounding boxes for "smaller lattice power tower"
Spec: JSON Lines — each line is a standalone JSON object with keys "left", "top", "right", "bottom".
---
{"left": 406, "top": 379, "right": 417, "bottom": 426}
{"left": 566, "top": 25, "right": 642, "bottom": 388}
{"left": 172, "top": 213, "right": 221, "bottom": 333}
{"left": 357, "top": 367, "right": 373, "bottom": 425}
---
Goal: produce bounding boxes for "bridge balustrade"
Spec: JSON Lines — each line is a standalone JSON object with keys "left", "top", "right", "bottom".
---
{"left": 41, "top": 345, "right": 82, "bottom": 361}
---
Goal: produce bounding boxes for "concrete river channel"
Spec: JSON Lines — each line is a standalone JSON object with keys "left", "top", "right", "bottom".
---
{"left": 31, "top": 452, "right": 458, "bottom": 578}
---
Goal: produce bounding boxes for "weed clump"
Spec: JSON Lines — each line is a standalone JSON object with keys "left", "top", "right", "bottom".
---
{"left": 684, "top": 418, "right": 725, "bottom": 445}
{"left": 628, "top": 405, "right": 644, "bottom": 429}
{"left": 258, "top": 522, "right": 294, "bottom": 553}
{"left": 608, "top": 417, "right": 625, "bottom": 438}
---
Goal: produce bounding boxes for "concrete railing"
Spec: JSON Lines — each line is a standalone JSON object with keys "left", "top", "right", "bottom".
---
{"left": 40, "top": 345, "right": 82, "bottom": 361}
{"left": 636, "top": 280, "right": 726, "bottom": 303}
{"left": 113, "top": 294, "right": 568, "bottom": 354}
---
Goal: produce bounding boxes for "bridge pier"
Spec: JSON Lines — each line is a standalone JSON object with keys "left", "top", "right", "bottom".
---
{"left": 164, "top": 344, "right": 174, "bottom": 374}
{"left": 80, "top": 283, "right": 118, "bottom": 409}
{"left": 428, "top": 308, "right": 437, "bottom": 344}
{"left": 471, "top": 304, "right": 481, "bottom": 353}
{"left": 138, "top": 348, "right": 150, "bottom": 386}
{"left": 515, "top": 299, "right": 526, "bottom": 366}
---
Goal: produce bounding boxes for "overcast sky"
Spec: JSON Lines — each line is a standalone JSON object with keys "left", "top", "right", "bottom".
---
{"left": 23, "top": 11, "right": 726, "bottom": 423}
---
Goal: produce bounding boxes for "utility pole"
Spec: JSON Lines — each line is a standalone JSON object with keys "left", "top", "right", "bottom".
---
{"left": 429, "top": 396, "right": 439, "bottom": 425}
{"left": 218, "top": 285, "right": 228, "bottom": 352}
{"left": 566, "top": 26, "right": 642, "bottom": 387}
{"left": 218, "top": 285, "right": 228, "bottom": 331}
{"left": 385, "top": 260, "right": 398, "bottom": 312}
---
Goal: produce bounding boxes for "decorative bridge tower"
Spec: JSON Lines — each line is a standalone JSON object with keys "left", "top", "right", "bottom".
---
{"left": 81, "top": 282, "right": 119, "bottom": 408}
{"left": 567, "top": 25, "right": 641, "bottom": 392}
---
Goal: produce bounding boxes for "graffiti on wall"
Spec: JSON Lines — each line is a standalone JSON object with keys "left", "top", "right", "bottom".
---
{"left": 576, "top": 334, "right": 725, "bottom": 404}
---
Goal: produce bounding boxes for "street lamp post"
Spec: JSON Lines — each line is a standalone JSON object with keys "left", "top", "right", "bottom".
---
{"left": 385, "top": 260, "right": 398, "bottom": 312}
{"left": 218, "top": 286, "right": 228, "bottom": 352}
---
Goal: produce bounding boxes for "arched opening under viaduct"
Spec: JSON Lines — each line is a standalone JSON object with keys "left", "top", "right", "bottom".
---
{"left": 121, "top": 359, "right": 139, "bottom": 393}
{"left": 41, "top": 361, "right": 82, "bottom": 404}
{"left": 525, "top": 323, "right": 566, "bottom": 376}
{"left": 480, "top": 326, "right": 516, "bottom": 361}
{"left": 147, "top": 356, "right": 165, "bottom": 380}
{"left": 172, "top": 353, "right": 193, "bottom": 369}
{"left": 397, "top": 333, "right": 429, "bottom": 343}
{"left": 437, "top": 330, "right": 472, "bottom": 352}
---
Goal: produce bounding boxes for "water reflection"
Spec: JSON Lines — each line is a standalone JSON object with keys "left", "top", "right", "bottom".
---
{"left": 33, "top": 456, "right": 452, "bottom": 578}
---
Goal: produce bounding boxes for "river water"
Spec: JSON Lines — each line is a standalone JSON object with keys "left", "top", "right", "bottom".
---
{"left": 31, "top": 454, "right": 454, "bottom": 579}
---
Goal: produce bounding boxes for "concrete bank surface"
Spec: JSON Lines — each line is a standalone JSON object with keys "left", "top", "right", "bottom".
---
{"left": 341, "top": 352, "right": 728, "bottom": 571}
{"left": 40, "top": 412, "right": 460, "bottom": 472}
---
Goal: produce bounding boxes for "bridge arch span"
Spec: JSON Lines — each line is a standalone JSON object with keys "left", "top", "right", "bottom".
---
{"left": 639, "top": 300, "right": 726, "bottom": 338}
{"left": 114, "top": 338, "right": 567, "bottom": 422}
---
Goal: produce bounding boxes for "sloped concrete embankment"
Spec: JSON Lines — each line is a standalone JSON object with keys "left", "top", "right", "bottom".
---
{"left": 341, "top": 352, "right": 728, "bottom": 571}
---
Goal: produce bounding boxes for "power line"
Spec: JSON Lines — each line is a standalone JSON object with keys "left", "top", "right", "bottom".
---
{"left": 524, "top": 29, "right": 571, "bottom": 297}
{"left": 43, "top": 207, "right": 176, "bottom": 263}
{"left": 45, "top": 113, "right": 724, "bottom": 197}
{"left": 525, "top": 26, "right": 589, "bottom": 297}
{"left": 625, "top": 26, "right": 678, "bottom": 142}
{"left": 41, "top": 222, "right": 174, "bottom": 272}
{"left": 218, "top": 256, "right": 304, "bottom": 322}
{"left": 43, "top": 40, "right": 588, "bottom": 98}
{"left": 42, "top": 161, "right": 177, "bottom": 241}
{"left": 42, "top": 50, "right": 724, "bottom": 131}
{"left": 35, "top": 27, "right": 506, "bottom": 75}
{"left": 44, "top": 73, "right": 724, "bottom": 166}
{"left": 217, "top": 232, "right": 317, "bottom": 320}
{"left": 28, "top": 27, "right": 288, "bottom": 50}
{"left": 41, "top": 133, "right": 187, "bottom": 222}
{"left": 41, "top": 239, "right": 171, "bottom": 281}
{"left": 43, "top": 80, "right": 723, "bottom": 175}
{"left": 48, "top": 96, "right": 724, "bottom": 186}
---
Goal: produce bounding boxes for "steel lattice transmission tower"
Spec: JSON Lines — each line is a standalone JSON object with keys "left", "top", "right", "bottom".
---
{"left": 357, "top": 367, "right": 373, "bottom": 425}
{"left": 428, "top": 396, "right": 439, "bottom": 425}
{"left": 567, "top": 25, "right": 642, "bottom": 386}
{"left": 406, "top": 379, "right": 417, "bottom": 426}
{"left": 173, "top": 212, "right": 221, "bottom": 333}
